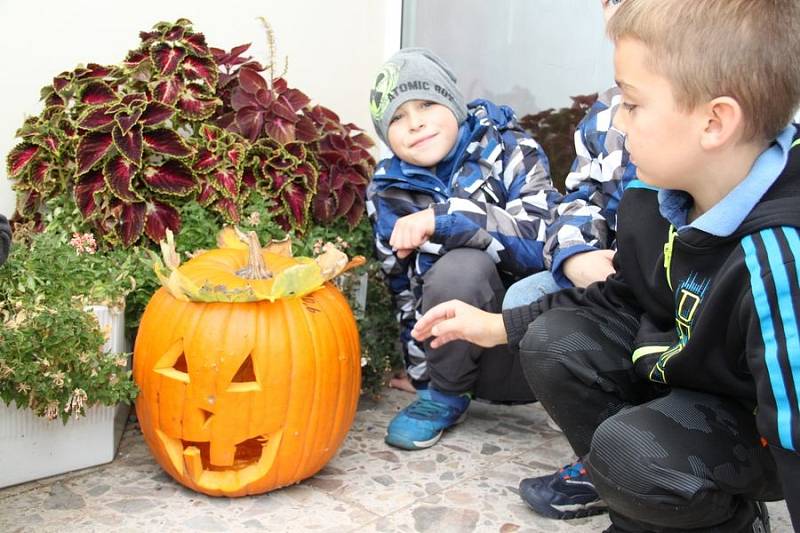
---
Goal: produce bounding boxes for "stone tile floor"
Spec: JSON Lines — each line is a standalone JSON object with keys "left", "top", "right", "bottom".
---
{"left": 0, "top": 387, "right": 792, "bottom": 532}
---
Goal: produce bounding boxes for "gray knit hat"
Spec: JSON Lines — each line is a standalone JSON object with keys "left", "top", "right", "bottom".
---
{"left": 369, "top": 47, "right": 468, "bottom": 146}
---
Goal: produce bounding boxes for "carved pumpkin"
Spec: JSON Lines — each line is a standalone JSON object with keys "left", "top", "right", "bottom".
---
{"left": 133, "top": 229, "right": 364, "bottom": 496}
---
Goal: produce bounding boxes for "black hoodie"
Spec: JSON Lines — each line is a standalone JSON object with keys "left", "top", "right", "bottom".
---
{"left": 0, "top": 214, "right": 10, "bottom": 266}
{"left": 505, "top": 129, "right": 800, "bottom": 524}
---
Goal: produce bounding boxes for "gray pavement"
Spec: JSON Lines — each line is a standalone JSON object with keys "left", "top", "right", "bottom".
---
{"left": 0, "top": 387, "right": 792, "bottom": 532}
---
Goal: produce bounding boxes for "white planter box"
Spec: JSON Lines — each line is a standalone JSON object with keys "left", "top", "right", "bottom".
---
{"left": 0, "top": 305, "right": 129, "bottom": 489}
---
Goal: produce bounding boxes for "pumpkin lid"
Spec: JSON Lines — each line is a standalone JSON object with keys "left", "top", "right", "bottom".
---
{"left": 152, "top": 227, "right": 365, "bottom": 303}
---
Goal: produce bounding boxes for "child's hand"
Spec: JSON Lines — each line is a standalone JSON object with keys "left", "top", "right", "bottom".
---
{"left": 412, "top": 299, "right": 508, "bottom": 349}
{"left": 563, "top": 249, "right": 616, "bottom": 288}
{"left": 390, "top": 208, "right": 435, "bottom": 259}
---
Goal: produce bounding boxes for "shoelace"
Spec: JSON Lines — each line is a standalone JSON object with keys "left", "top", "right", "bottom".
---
{"left": 405, "top": 398, "right": 448, "bottom": 418}
{"left": 559, "top": 461, "right": 586, "bottom": 480}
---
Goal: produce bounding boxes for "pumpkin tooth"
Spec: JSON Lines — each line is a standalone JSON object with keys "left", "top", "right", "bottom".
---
{"left": 183, "top": 446, "right": 203, "bottom": 481}
{"left": 210, "top": 440, "right": 237, "bottom": 466}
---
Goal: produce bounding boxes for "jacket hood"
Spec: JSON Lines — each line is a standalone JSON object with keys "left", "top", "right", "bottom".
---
{"left": 735, "top": 130, "right": 800, "bottom": 237}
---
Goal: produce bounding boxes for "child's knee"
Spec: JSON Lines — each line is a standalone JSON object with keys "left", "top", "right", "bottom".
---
{"left": 422, "top": 249, "right": 501, "bottom": 306}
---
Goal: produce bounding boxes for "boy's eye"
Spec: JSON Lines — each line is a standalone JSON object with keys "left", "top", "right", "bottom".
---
{"left": 420, "top": 101, "right": 433, "bottom": 108}
{"left": 622, "top": 102, "right": 637, "bottom": 113}
{"left": 389, "top": 114, "right": 402, "bottom": 124}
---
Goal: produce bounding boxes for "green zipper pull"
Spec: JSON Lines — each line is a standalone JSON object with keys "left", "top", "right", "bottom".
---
{"left": 663, "top": 226, "right": 677, "bottom": 290}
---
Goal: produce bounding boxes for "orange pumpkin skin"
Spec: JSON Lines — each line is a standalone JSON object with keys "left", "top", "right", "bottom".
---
{"left": 133, "top": 283, "right": 360, "bottom": 497}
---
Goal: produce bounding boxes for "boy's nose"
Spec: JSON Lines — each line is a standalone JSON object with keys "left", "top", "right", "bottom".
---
{"left": 407, "top": 110, "right": 425, "bottom": 130}
{"left": 612, "top": 108, "right": 627, "bottom": 134}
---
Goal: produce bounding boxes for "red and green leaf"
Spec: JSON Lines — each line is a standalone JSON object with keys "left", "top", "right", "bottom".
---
{"left": 77, "top": 107, "right": 115, "bottom": 131}
{"left": 142, "top": 160, "right": 196, "bottom": 196}
{"left": 178, "top": 85, "right": 219, "bottom": 121}
{"left": 144, "top": 200, "right": 180, "bottom": 242}
{"left": 193, "top": 149, "right": 219, "bottom": 171}
{"left": 143, "top": 128, "right": 192, "bottom": 157}
{"left": 28, "top": 160, "right": 55, "bottom": 193}
{"left": 74, "top": 169, "right": 107, "bottom": 217}
{"left": 124, "top": 50, "right": 149, "bottom": 68}
{"left": 32, "top": 135, "right": 60, "bottom": 155}
{"left": 211, "top": 169, "right": 240, "bottom": 198}
{"left": 104, "top": 155, "right": 142, "bottom": 202}
{"left": 7, "top": 143, "right": 40, "bottom": 178}
{"left": 112, "top": 124, "right": 144, "bottom": 166}
{"left": 76, "top": 132, "right": 113, "bottom": 175}
{"left": 79, "top": 81, "right": 118, "bottom": 105}
{"left": 117, "top": 201, "right": 147, "bottom": 246}
{"left": 281, "top": 181, "right": 311, "bottom": 228}
{"left": 212, "top": 197, "right": 240, "bottom": 223}
{"left": 184, "top": 33, "right": 210, "bottom": 56}
{"left": 197, "top": 182, "right": 218, "bottom": 206}
{"left": 345, "top": 195, "right": 365, "bottom": 227}
{"left": 114, "top": 107, "right": 144, "bottom": 136}
{"left": 140, "top": 101, "right": 175, "bottom": 126}
{"left": 151, "top": 43, "right": 187, "bottom": 76}
{"left": 163, "top": 24, "right": 186, "bottom": 42}
{"left": 153, "top": 78, "right": 182, "bottom": 105}
{"left": 52, "top": 72, "right": 72, "bottom": 96}
{"left": 182, "top": 55, "right": 218, "bottom": 86}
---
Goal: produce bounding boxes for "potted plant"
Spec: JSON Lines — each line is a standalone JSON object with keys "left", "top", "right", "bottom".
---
{"left": 5, "top": 17, "right": 400, "bottom": 399}
{"left": 0, "top": 207, "right": 142, "bottom": 488}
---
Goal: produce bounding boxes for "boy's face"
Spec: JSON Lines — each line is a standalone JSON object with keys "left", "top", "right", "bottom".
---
{"left": 613, "top": 37, "right": 705, "bottom": 190}
{"left": 387, "top": 100, "right": 459, "bottom": 168}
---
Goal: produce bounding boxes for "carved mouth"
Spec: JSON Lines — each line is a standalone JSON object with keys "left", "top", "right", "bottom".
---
{"left": 156, "top": 429, "right": 283, "bottom": 490}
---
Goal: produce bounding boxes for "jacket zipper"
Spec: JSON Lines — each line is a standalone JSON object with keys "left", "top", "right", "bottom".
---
{"left": 663, "top": 225, "right": 677, "bottom": 290}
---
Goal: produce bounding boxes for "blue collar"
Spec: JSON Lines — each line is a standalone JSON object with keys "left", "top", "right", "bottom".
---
{"left": 658, "top": 124, "right": 797, "bottom": 235}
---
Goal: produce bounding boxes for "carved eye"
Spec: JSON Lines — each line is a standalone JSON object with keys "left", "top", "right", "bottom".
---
{"left": 226, "top": 354, "right": 260, "bottom": 392}
{"left": 154, "top": 339, "right": 189, "bottom": 383}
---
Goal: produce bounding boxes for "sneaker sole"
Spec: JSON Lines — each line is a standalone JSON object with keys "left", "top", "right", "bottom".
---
{"left": 384, "top": 430, "right": 443, "bottom": 450}
{"left": 384, "top": 412, "right": 467, "bottom": 451}
{"left": 522, "top": 492, "right": 608, "bottom": 520}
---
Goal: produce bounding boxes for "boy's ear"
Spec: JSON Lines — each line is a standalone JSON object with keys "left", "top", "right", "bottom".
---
{"left": 699, "top": 96, "right": 744, "bottom": 150}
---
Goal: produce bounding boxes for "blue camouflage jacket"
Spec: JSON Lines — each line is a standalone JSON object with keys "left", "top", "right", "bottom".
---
{"left": 366, "top": 98, "right": 558, "bottom": 381}
{"left": 545, "top": 86, "right": 639, "bottom": 286}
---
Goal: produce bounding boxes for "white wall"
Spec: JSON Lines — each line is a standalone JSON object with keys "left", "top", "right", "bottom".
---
{"left": 0, "top": 0, "right": 402, "bottom": 216}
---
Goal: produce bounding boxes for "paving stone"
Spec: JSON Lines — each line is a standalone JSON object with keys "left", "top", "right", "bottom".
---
{"left": 0, "top": 387, "right": 793, "bottom": 532}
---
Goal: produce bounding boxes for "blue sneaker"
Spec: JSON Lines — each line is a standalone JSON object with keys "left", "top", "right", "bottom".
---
{"left": 519, "top": 461, "right": 607, "bottom": 519}
{"left": 385, "top": 388, "right": 470, "bottom": 450}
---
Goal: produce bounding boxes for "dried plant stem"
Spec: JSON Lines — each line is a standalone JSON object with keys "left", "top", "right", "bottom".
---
{"left": 236, "top": 231, "right": 272, "bottom": 279}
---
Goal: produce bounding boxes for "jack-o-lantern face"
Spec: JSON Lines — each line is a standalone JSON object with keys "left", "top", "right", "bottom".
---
{"left": 134, "top": 232, "right": 362, "bottom": 497}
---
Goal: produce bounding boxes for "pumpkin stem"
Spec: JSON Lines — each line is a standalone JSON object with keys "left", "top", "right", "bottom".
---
{"left": 236, "top": 231, "right": 272, "bottom": 279}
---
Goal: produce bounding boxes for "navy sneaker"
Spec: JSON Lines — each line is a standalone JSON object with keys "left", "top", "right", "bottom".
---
{"left": 385, "top": 388, "right": 470, "bottom": 450}
{"left": 519, "top": 460, "right": 607, "bottom": 519}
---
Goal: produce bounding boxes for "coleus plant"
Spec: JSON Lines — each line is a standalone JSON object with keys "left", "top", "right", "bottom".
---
{"left": 7, "top": 18, "right": 375, "bottom": 247}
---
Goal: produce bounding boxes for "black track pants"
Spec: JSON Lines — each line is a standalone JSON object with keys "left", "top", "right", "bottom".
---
{"left": 519, "top": 307, "right": 782, "bottom": 532}
{"left": 421, "top": 248, "right": 535, "bottom": 402}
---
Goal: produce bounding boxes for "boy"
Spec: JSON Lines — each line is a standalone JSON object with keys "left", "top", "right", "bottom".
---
{"left": 504, "top": 0, "right": 632, "bottom": 303}
{"left": 412, "top": 0, "right": 800, "bottom": 529}
{"left": 366, "top": 48, "right": 561, "bottom": 450}
{"left": 508, "top": 0, "right": 641, "bottom": 518}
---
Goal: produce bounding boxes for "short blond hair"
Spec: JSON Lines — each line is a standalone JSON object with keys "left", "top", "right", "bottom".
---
{"left": 608, "top": 0, "right": 800, "bottom": 141}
